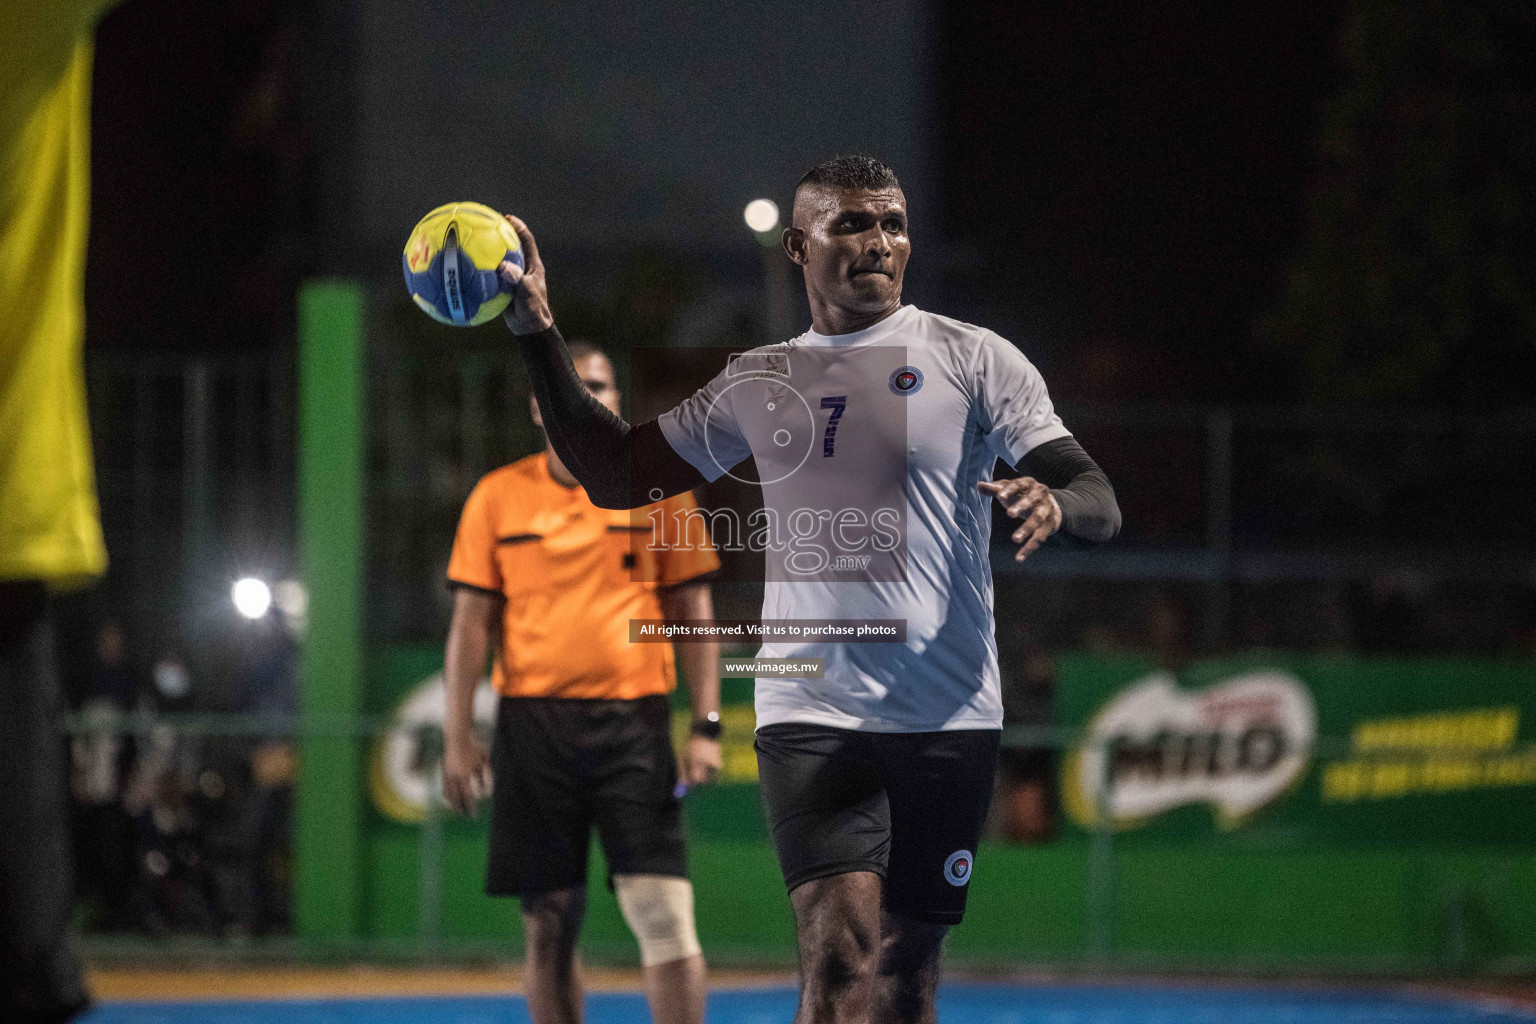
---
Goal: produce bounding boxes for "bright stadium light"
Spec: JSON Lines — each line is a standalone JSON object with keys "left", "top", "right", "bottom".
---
{"left": 744, "top": 198, "right": 780, "bottom": 233}
{"left": 273, "top": 579, "right": 307, "bottom": 619}
{"left": 232, "top": 577, "right": 272, "bottom": 620}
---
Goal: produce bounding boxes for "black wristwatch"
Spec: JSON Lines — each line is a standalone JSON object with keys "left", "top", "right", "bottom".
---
{"left": 690, "top": 711, "right": 722, "bottom": 740}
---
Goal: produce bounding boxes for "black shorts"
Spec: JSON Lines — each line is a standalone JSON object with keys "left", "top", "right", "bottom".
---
{"left": 754, "top": 723, "right": 1001, "bottom": 926}
{"left": 487, "top": 694, "right": 686, "bottom": 898}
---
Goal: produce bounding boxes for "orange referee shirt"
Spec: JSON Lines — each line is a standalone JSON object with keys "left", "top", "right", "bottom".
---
{"left": 448, "top": 452, "right": 719, "bottom": 700}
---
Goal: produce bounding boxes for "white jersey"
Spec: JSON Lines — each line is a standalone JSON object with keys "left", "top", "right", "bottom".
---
{"left": 658, "top": 304, "right": 1070, "bottom": 732}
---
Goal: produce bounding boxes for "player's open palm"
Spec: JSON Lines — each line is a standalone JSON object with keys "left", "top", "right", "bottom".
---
{"left": 979, "top": 476, "right": 1062, "bottom": 561}
{"left": 442, "top": 733, "right": 494, "bottom": 816}
{"left": 498, "top": 214, "right": 554, "bottom": 335}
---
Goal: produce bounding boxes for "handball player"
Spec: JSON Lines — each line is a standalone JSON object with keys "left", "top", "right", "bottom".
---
{"left": 496, "top": 155, "right": 1120, "bottom": 1024}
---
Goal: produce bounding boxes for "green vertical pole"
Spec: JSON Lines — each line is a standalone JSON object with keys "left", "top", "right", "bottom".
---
{"left": 1088, "top": 737, "right": 1115, "bottom": 964}
{"left": 295, "top": 280, "right": 365, "bottom": 943}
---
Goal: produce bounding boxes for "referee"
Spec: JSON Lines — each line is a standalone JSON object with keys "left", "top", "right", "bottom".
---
{"left": 496, "top": 156, "right": 1120, "bottom": 1024}
{"left": 441, "top": 340, "right": 721, "bottom": 1024}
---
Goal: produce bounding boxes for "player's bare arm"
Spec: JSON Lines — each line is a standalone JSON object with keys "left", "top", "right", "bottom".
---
{"left": 442, "top": 586, "right": 499, "bottom": 814}
{"left": 497, "top": 216, "right": 704, "bottom": 510}
{"left": 979, "top": 435, "right": 1121, "bottom": 561}
{"left": 658, "top": 582, "right": 722, "bottom": 787}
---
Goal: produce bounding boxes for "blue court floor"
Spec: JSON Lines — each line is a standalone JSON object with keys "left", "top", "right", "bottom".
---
{"left": 82, "top": 982, "right": 1536, "bottom": 1024}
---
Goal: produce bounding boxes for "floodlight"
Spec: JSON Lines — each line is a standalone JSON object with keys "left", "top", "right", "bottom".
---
{"left": 744, "top": 198, "right": 780, "bottom": 233}
{"left": 232, "top": 577, "right": 272, "bottom": 620}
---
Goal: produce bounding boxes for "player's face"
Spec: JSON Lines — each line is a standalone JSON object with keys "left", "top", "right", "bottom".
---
{"left": 530, "top": 353, "right": 620, "bottom": 425}
{"left": 787, "top": 187, "right": 909, "bottom": 319}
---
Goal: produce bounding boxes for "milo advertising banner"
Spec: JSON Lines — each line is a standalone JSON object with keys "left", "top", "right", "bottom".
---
{"left": 341, "top": 644, "right": 1536, "bottom": 958}
{"left": 364, "top": 647, "right": 1536, "bottom": 846}
{"left": 1062, "top": 667, "right": 1316, "bottom": 831}
{"left": 1055, "top": 654, "right": 1536, "bottom": 845}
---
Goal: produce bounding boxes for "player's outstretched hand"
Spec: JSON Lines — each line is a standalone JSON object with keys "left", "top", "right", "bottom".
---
{"left": 682, "top": 736, "right": 722, "bottom": 788}
{"left": 442, "top": 733, "right": 494, "bottom": 816}
{"left": 979, "top": 476, "right": 1062, "bottom": 562}
{"left": 498, "top": 214, "right": 555, "bottom": 336}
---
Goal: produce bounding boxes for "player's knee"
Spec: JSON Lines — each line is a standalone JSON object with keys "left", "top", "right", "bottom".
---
{"left": 614, "top": 874, "right": 702, "bottom": 967}
{"left": 811, "top": 944, "right": 873, "bottom": 992}
{"left": 804, "top": 915, "right": 878, "bottom": 992}
{"left": 521, "top": 888, "right": 585, "bottom": 960}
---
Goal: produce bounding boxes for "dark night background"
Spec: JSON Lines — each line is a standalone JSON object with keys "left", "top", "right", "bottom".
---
{"left": 84, "top": 0, "right": 1536, "bottom": 405}
{"left": 939, "top": 2, "right": 1344, "bottom": 403}
{"left": 82, "top": 1, "right": 1336, "bottom": 396}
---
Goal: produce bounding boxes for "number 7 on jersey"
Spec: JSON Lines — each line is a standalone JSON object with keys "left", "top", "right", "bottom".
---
{"left": 820, "top": 396, "right": 847, "bottom": 457}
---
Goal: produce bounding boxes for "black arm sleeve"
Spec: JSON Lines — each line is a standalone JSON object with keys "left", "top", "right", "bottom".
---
{"left": 516, "top": 325, "right": 707, "bottom": 508}
{"left": 1016, "top": 436, "right": 1122, "bottom": 544}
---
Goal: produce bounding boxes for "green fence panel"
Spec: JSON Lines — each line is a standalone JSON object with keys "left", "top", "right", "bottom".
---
{"left": 353, "top": 644, "right": 1536, "bottom": 970}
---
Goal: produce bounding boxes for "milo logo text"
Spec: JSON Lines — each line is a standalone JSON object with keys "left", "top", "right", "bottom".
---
{"left": 1064, "top": 670, "right": 1316, "bottom": 830}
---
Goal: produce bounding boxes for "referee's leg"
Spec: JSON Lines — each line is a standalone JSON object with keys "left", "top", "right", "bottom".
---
{"left": 488, "top": 697, "right": 593, "bottom": 1024}
{"left": 593, "top": 695, "right": 704, "bottom": 1024}
{"left": 0, "top": 581, "right": 89, "bottom": 1023}
{"left": 520, "top": 887, "right": 586, "bottom": 1024}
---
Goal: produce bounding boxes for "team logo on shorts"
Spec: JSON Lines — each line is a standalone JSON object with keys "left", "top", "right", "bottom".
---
{"left": 888, "top": 365, "right": 924, "bottom": 396}
{"left": 943, "top": 849, "right": 973, "bottom": 887}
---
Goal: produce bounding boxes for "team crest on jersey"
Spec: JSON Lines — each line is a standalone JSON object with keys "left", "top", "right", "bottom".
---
{"left": 943, "top": 849, "right": 973, "bottom": 886}
{"left": 889, "top": 365, "right": 924, "bottom": 396}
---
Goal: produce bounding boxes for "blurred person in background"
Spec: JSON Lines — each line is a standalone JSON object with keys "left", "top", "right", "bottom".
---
{"left": 231, "top": 608, "right": 298, "bottom": 936}
{"left": 441, "top": 340, "right": 722, "bottom": 1024}
{"left": 1144, "top": 590, "right": 1192, "bottom": 671}
{"left": 238, "top": 738, "right": 295, "bottom": 935}
{"left": 123, "top": 648, "right": 218, "bottom": 935}
{"left": 3, "top": 1, "right": 117, "bottom": 1018}
{"left": 83, "top": 620, "right": 135, "bottom": 708}
{"left": 69, "top": 622, "right": 139, "bottom": 931}
{"left": 995, "top": 648, "right": 1060, "bottom": 845}
{"left": 146, "top": 649, "right": 193, "bottom": 712}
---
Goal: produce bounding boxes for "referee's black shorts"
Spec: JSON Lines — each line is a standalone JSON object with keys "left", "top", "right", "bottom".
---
{"left": 487, "top": 694, "right": 686, "bottom": 898}
{"left": 754, "top": 723, "right": 1001, "bottom": 926}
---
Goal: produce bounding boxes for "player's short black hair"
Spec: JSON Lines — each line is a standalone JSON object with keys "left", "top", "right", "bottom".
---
{"left": 565, "top": 339, "right": 604, "bottom": 363}
{"left": 796, "top": 154, "right": 901, "bottom": 194}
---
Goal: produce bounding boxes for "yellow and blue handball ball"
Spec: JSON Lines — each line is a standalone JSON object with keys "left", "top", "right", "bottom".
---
{"left": 401, "top": 202, "right": 524, "bottom": 326}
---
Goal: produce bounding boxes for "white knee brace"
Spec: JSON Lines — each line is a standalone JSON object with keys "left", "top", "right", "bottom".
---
{"left": 613, "top": 874, "right": 702, "bottom": 967}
